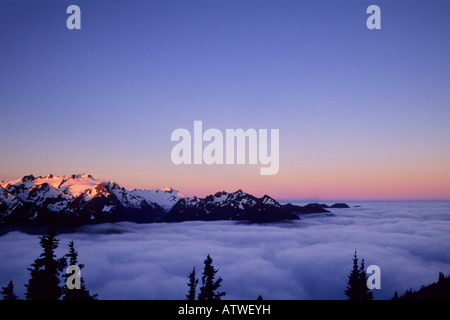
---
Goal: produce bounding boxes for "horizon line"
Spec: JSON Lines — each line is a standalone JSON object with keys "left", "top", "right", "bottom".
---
{"left": 277, "top": 198, "right": 450, "bottom": 203}
{"left": 2, "top": 173, "right": 449, "bottom": 203}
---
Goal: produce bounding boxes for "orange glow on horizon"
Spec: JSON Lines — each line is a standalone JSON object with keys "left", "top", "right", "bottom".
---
{"left": 113, "top": 161, "right": 450, "bottom": 201}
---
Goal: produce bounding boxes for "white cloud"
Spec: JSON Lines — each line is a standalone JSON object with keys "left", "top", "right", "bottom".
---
{"left": 1, "top": 201, "right": 449, "bottom": 300}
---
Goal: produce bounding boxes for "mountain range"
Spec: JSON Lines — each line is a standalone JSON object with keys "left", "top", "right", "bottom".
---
{"left": 0, "top": 174, "right": 346, "bottom": 226}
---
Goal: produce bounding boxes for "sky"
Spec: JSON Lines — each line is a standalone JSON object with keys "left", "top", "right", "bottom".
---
{"left": 0, "top": 0, "right": 449, "bottom": 200}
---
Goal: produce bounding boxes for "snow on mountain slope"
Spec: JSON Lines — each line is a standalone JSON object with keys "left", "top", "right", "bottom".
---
{"left": 27, "top": 183, "right": 64, "bottom": 206}
{"left": 1, "top": 174, "right": 64, "bottom": 191}
{"left": 58, "top": 174, "right": 109, "bottom": 199}
{"left": 131, "top": 188, "right": 186, "bottom": 211}
{"left": 0, "top": 185, "right": 23, "bottom": 219}
{"left": 1, "top": 175, "right": 41, "bottom": 202}
{"left": 104, "top": 181, "right": 156, "bottom": 209}
{"left": 0, "top": 174, "right": 304, "bottom": 225}
{"left": 0, "top": 174, "right": 182, "bottom": 210}
{"left": 206, "top": 190, "right": 278, "bottom": 209}
{"left": 2, "top": 174, "right": 96, "bottom": 201}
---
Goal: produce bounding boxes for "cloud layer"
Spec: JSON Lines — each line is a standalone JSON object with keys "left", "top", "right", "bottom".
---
{"left": 1, "top": 201, "right": 450, "bottom": 300}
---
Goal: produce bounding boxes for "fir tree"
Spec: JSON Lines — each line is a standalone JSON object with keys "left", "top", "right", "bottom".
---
{"left": 1, "top": 281, "right": 18, "bottom": 300}
{"left": 358, "top": 258, "right": 373, "bottom": 300}
{"left": 391, "top": 272, "right": 450, "bottom": 300}
{"left": 345, "top": 250, "right": 361, "bottom": 300}
{"left": 198, "top": 254, "right": 226, "bottom": 300}
{"left": 25, "top": 227, "right": 67, "bottom": 300}
{"left": 345, "top": 250, "right": 373, "bottom": 300}
{"left": 62, "top": 241, "right": 97, "bottom": 300}
{"left": 186, "top": 266, "right": 199, "bottom": 300}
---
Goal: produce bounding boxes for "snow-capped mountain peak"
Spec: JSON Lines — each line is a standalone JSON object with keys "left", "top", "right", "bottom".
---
{"left": 58, "top": 174, "right": 107, "bottom": 198}
{"left": 0, "top": 174, "right": 302, "bottom": 225}
{"left": 130, "top": 187, "right": 186, "bottom": 211}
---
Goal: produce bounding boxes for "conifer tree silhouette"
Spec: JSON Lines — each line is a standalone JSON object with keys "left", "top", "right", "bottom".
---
{"left": 359, "top": 258, "right": 373, "bottom": 300}
{"left": 345, "top": 250, "right": 373, "bottom": 300}
{"left": 186, "top": 266, "right": 198, "bottom": 300}
{"left": 62, "top": 241, "right": 98, "bottom": 300}
{"left": 25, "top": 227, "right": 66, "bottom": 300}
{"left": 198, "top": 254, "right": 226, "bottom": 300}
{"left": 345, "top": 250, "right": 361, "bottom": 300}
{"left": 1, "top": 281, "right": 18, "bottom": 300}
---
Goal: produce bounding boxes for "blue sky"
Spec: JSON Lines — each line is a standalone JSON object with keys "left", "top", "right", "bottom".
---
{"left": 1, "top": 0, "right": 449, "bottom": 200}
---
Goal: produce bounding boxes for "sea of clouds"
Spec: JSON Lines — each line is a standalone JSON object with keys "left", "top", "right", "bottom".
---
{"left": 1, "top": 201, "right": 449, "bottom": 300}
